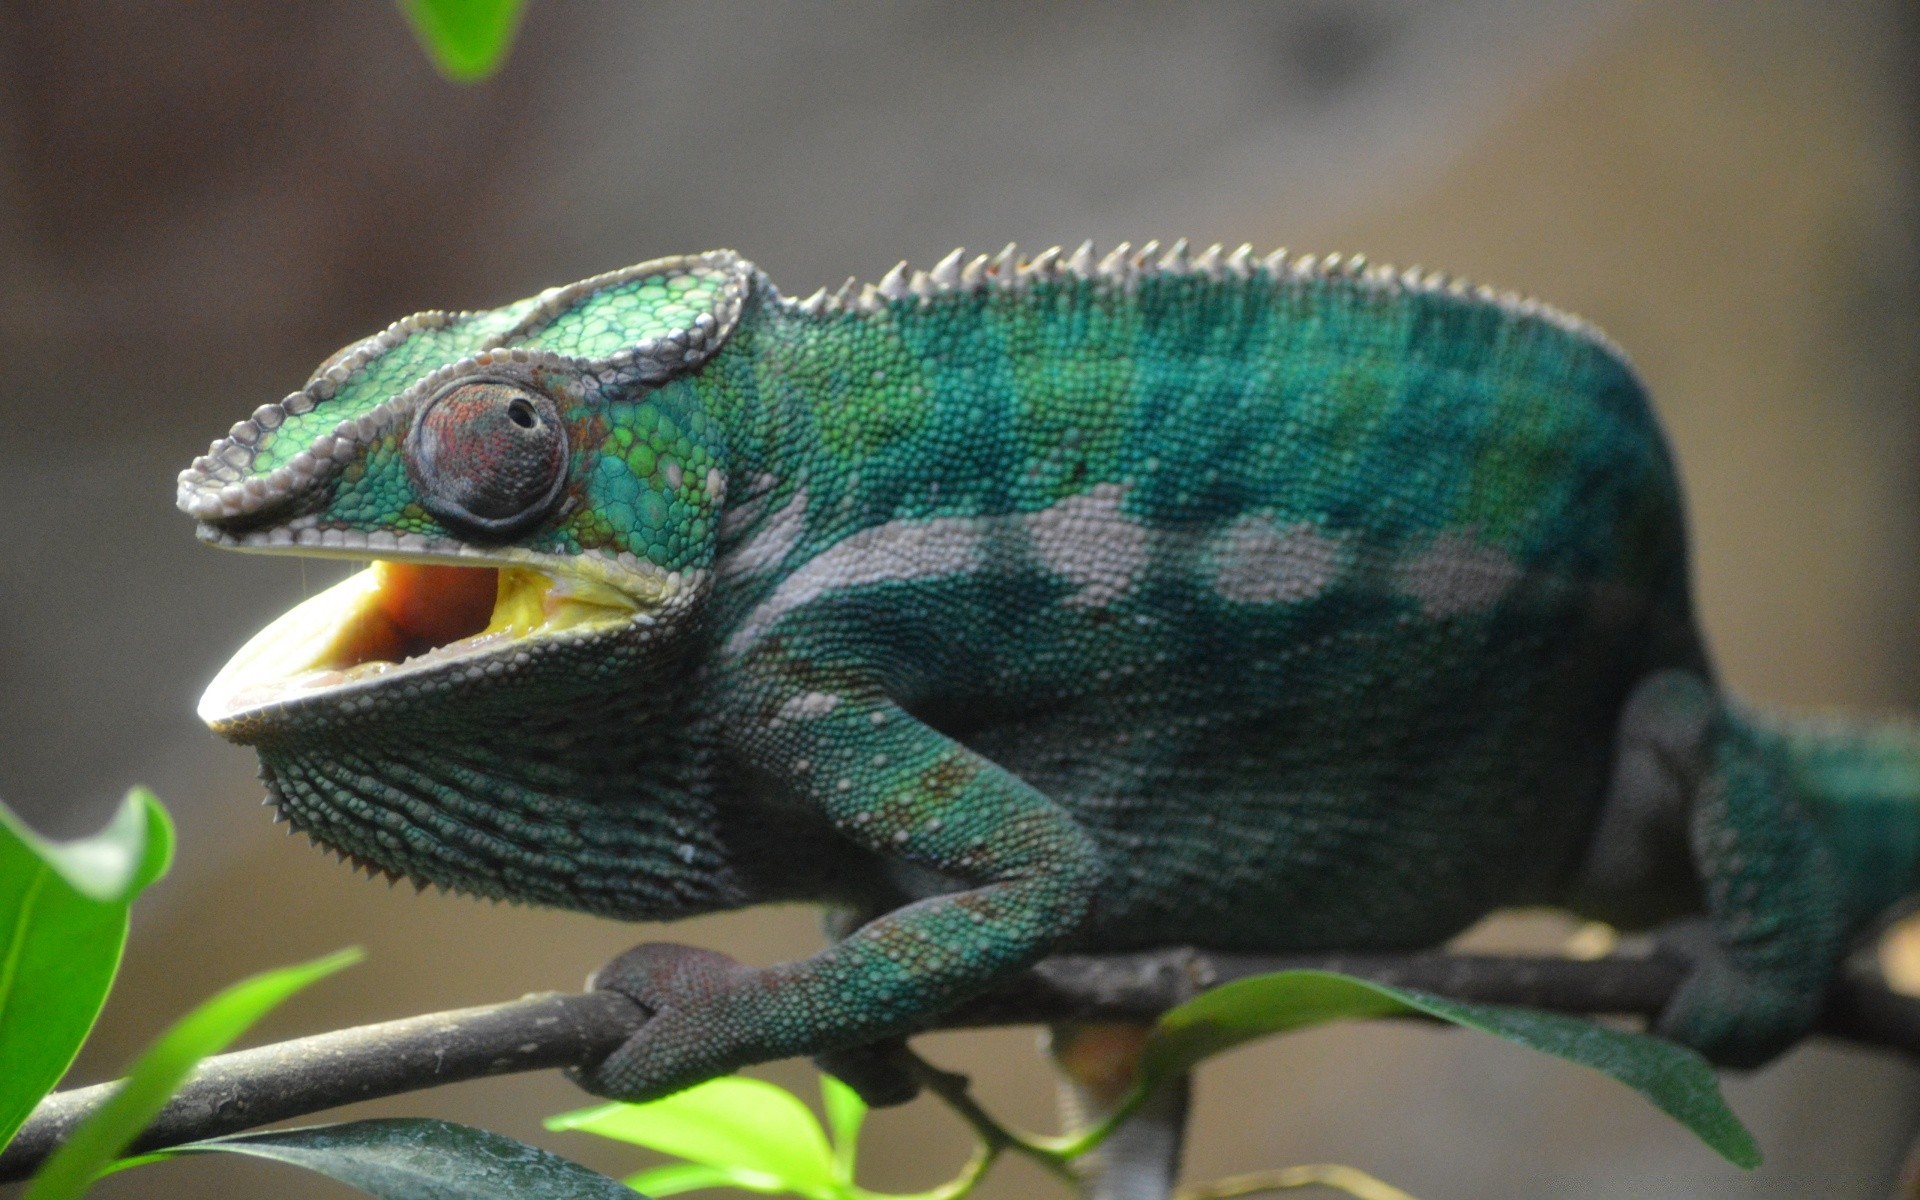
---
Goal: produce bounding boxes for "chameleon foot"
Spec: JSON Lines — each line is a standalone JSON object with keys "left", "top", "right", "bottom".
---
{"left": 575, "top": 943, "right": 763, "bottom": 1102}
{"left": 1653, "top": 922, "right": 1822, "bottom": 1069}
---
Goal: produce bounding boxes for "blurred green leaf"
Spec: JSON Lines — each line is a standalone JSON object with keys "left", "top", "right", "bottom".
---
{"left": 25, "top": 947, "right": 361, "bottom": 1199}
{"left": 549, "top": 1076, "right": 840, "bottom": 1198}
{"left": 136, "top": 1118, "right": 636, "bottom": 1199}
{"left": 1131, "top": 970, "right": 1759, "bottom": 1169}
{"left": 627, "top": 1160, "right": 767, "bottom": 1196}
{"left": 817, "top": 1074, "right": 865, "bottom": 1186}
{"left": 398, "top": 0, "right": 528, "bottom": 82}
{"left": 0, "top": 789, "right": 172, "bottom": 1153}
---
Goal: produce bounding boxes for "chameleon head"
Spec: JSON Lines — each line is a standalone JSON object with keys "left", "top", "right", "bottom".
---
{"left": 177, "top": 253, "right": 757, "bottom": 914}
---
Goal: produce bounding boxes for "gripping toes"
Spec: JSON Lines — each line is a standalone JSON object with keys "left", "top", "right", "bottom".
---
{"left": 1656, "top": 940, "right": 1825, "bottom": 1069}
{"left": 577, "top": 943, "right": 762, "bottom": 1102}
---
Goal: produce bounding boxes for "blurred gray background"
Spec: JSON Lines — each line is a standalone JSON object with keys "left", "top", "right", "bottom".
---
{"left": 2, "top": 1, "right": 1917, "bottom": 1195}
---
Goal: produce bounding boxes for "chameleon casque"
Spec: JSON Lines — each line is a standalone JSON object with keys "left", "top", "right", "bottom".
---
{"left": 178, "top": 240, "right": 1920, "bottom": 1108}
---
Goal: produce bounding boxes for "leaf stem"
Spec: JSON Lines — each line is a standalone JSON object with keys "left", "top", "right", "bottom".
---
{"left": 901, "top": 1050, "right": 1076, "bottom": 1184}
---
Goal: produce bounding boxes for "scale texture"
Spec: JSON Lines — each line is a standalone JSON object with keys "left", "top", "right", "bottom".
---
{"left": 178, "top": 242, "right": 1920, "bottom": 1101}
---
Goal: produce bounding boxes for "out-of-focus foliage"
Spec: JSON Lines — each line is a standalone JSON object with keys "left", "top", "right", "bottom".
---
{"left": 551, "top": 1075, "right": 868, "bottom": 1198}
{"left": 398, "top": 0, "right": 528, "bottom": 81}
{"left": 0, "top": 791, "right": 172, "bottom": 1154}
{"left": 125, "top": 1118, "right": 636, "bottom": 1199}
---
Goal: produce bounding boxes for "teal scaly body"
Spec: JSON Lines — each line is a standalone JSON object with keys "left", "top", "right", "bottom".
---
{"left": 178, "top": 242, "right": 1920, "bottom": 1103}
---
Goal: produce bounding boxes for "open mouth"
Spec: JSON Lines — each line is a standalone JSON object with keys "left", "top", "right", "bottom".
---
{"left": 198, "top": 558, "right": 639, "bottom": 726}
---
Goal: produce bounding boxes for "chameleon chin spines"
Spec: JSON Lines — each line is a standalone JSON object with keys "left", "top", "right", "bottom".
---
{"left": 180, "top": 242, "right": 1918, "bottom": 1103}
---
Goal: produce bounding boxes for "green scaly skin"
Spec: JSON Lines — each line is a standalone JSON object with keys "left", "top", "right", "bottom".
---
{"left": 177, "top": 242, "right": 1920, "bottom": 1103}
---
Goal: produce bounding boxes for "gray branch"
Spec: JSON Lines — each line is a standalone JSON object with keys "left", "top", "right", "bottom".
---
{"left": 2, "top": 950, "right": 1914, "bottom": 1183}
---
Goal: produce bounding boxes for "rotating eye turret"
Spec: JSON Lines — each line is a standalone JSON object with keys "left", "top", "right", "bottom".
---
{"left": 405, "top": 379, "right": 570, "bottom": 538}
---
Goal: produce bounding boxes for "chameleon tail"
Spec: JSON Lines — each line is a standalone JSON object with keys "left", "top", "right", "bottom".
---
{"left": 1744, "top": 708, "right": 1920, "bottom": 928}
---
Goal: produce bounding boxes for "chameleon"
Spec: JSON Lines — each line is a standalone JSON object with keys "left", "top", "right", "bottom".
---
{"left": 177, "top": 239, "right": 1920, "bottom": 1109}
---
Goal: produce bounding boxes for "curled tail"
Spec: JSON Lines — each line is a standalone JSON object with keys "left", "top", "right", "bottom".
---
{"left": 1743, "top": 707, "right": 1920, "bottom": 928}
{"left": 1600, "top": 674, "right": 1918, "bottom": 1065}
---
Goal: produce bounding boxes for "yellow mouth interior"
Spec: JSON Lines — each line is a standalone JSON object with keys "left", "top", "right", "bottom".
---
{"left": 199, "top": 560, "right": 636, "bottom": 722}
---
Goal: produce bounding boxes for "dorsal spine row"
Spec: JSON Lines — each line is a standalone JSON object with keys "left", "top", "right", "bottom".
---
{"left": 784, "top": 239, "right": 1607, "bottom": 356}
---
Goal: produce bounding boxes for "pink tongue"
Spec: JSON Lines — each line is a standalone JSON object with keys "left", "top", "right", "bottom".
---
{"left": 370, "top": 563, "right": 498, "bottom": 659}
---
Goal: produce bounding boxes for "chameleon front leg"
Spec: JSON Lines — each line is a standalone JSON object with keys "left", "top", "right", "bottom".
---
{"left": 580, "top": 679, "right": 1106, "bottom": 1102}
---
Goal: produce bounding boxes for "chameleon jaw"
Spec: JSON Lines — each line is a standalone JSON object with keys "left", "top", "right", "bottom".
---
{"left": 197, "top": 556, "right": 643, "bottom": 729}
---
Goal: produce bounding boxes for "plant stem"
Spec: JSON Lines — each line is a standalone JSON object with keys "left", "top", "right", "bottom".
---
{"left": 904, "top": 1050, "right": 1078, "bottom": 1184}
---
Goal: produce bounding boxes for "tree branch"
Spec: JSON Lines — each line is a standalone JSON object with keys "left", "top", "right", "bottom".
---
{"left": 2, "top": 949, "right": 1914, "bottom": 1182}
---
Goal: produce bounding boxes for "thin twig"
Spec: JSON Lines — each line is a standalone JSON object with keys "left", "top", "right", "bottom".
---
{"left": 0, "top": 949, "right": 1912, "bottom": 1182}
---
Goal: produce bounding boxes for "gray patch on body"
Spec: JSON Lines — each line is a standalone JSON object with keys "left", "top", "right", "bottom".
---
{"left": 724, "top": 514, "right": 986, "bottom": 654}
{"left": 717, "top": 472, "right": 777, "bottom": 539}
{"left": 777, "top": 691, "right": 842, "bottom": 722}
{"left": 1393, "top": 529, "right": 1520, "bottom": 617}
{"left": 1024, "top": 483, "right": 1147, "bottom": 608}
{"left": 1210, "top": 516, "right": 1342, "bottom": 604}
{"left": 717, "top": 486, "right": 809, "bottom": 579}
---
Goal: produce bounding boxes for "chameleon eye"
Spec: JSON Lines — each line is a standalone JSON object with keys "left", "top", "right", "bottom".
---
{"left": 405, "top": 380, "right": 569, "bottom": 538}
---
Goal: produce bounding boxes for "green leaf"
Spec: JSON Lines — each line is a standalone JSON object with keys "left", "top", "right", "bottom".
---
{"left": 397, "top": 0, "right": 528, "bottom": 81}
{"left": 627, "top": 1161, "right": 767, "bottom": 1196}
{"left": 817, "top": 1074, "right": 866, "bottom": 1186}
{"left": 0, "top": 789, "right": 173, "bottom": 1153}
{"left": 25, "top": 947, "right": 361, "bottom": 1199}
{"left": 10, "top": 788, "right": 174, "bottom": 903}
{"left": 134, "top": 1118, "right": 636, "bottom": 1199}
{"left": 1130, "top": 970, "right": 1760, "bottom": 1169}
{"left": 549, "top": 1077, "right": 840, "bottom": 1199}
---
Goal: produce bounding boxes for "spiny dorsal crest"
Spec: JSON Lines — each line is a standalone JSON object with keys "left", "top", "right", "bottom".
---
{"left": 781, "top": 238, "right": 1615, "bottom": 356}
{"left": 178, "top": 251, "right": 753, "bottom": 524}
